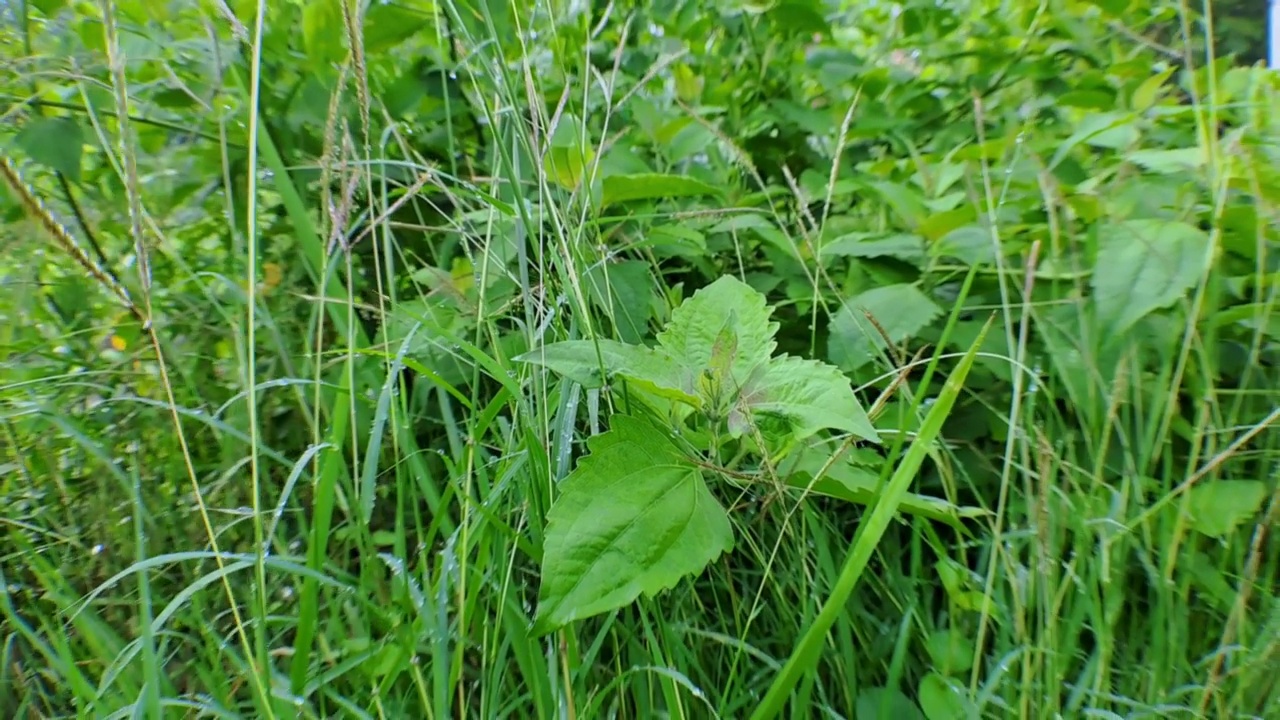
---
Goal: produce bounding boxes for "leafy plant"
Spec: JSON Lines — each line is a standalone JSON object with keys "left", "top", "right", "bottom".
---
{"left": 519, "top": 275, "right": 880, "bottom": 442}
{"left": 518, "top": 275, "right": 984, "bottom": 634}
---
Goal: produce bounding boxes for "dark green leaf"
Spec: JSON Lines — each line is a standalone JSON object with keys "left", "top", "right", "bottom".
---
{"left": 16, "top": 117, "right": 84, "bottom": 181}
{"left": 601, "top": 173, "right": 721, "bottom": 206}
{"left": 1185, "top": 481, "right": 1268, "bottom": 538}
{"left": 533, "top": 416, "right": 734, "bottom": 634}
{"left": 1091, "top": 219, "right": 1210, "bottom": 336}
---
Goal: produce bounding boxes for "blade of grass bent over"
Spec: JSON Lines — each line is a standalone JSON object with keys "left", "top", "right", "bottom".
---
{"left": 750, "top": 317, "right": 994, "bottom": 720}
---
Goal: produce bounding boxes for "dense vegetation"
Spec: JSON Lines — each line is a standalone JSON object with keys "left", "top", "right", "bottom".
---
{"left": 2, "top": 0, "right": 1277, "bottom": 717}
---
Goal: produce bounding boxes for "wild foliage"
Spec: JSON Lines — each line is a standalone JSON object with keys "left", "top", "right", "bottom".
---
{"left": 1, "top": 0, "right": 1277, "bottom": 718}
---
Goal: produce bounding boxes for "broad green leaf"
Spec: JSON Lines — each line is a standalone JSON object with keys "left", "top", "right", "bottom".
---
{"left": 514, "top": 339, "right": 696, "bottom": 405}
{"left": 31, "top": 0, "right": 70, "bottom": 13}
{"left": 932, "top": 225, "right": 995, "bottom": 266}
{"left": 645, "top": 224, "right": 707, "bottom": 257}
{"left": 1049, "top": 112, "right": 1139, "bottom": 170}
{"left": 821, "top": 233, "right": 925, "bottom": 263}
{"left": 302, "top": 0, "right": 343, "bottom": 68}
{"left": 550, "top": 113, "right": 585, "bottom": 149}
{"left": 584, "top": 260, "right": 655, "bottom": 344}
{"left": 1091, "top": 219, "right": 1210, "bottom": 336}
{"left": 1184, "top": 480, "right": 1268, "bottom": 538}
{"left": 917, "top": 672, "right": 977, "bottom": 720}
{"left": 521, "top": 275, "right": 875, "bottom": 442}
{"left": 738, "top": 355, "right": 879, "bottom": 442}
{"left": 829, "top": 284, "right": 942, "bottom": 371}
{"left": 364, "top": 1, "right": 435, "bottom": 53}
{"left": 856, "top": 687, "right": 924, "bottom": 720}
{"left": 935, "top": 557, "right": 975, "bottom": 599}
{"left": 533, "top": 415, "right": 733, "bottom": 634}
{"left": 925, "top": 629, "right": 975, "bottom": 675}
{"left": 601, "top": 173, "right": 721, "bottom": 205}
{"left": 544, "top": 113, "right": 594, "bottom": 189}
{"left": 708, "top": 214, "right": 793, "bottom": 254}
{"left": 658, "top": 275, "right": 778, "bottom": 387}
{"left": 543, "top": 145, "right": 595, "bottom": 190}
{"left": 865, "top": 179, "right": 925, "bottom": 229}
{"left": 1127, "top": 148, "right": 1207, "bottom": 174}
{"left": 16, "top": 117, "right": 84, "bottom": 181}
{"left": 1131, "top": 67, "right": 1176, "bottom": 112}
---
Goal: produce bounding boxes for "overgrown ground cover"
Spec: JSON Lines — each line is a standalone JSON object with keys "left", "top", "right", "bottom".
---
{"left": 1, "top": 0, "right": 1278, "bottom": 717}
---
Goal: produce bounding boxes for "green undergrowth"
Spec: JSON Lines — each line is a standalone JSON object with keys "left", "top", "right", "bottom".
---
{"left": 1, "top": 0, "right": 1277, "bottom": 718}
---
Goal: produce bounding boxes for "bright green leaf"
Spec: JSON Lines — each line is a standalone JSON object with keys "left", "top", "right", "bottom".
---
{"left": 925, "top": 629, "right": 975, "bottom": 675}
{"left": 822, "top": 233, "right": 925, "bottom": 263}
{"left": 856, "top": 687, "right": 924, "bottom": 720}
{"left": 917, "top": 672, "right": 977, "bottom": 720}
{"left": 1127, "top": 148, "right": 1207, "bottom": 174}
{"left": 1091, "top": 219, "right": 1210, "bottom": 336}
{"left": 601, "top": 173, "right": 721, "bottom": 206}
{"left": 738, "top": 355, "right": 879, "bottom": 442}
{"left": 708, "top": 214, "right": 793, "bottom": 253}
{"left": 932, "top": 225, "right": 995, "bottom": 266}
{"left": 514, "top": 339, "right": 696, "bottom": 405}
{"left": 829, "top": 284, "right": 942, "bottom": 371}
{"left": 550, "top": 113, "right": 585, "bottom": 149}
{"left": 584, "top": 260, "right": 655, "bottom": 344}
{"left": 1131, "top": 67, "right": 1176, "bottom": 111}
{"left": 302, "top": 0, "right": 344, "bottom": 68}
{"left": 16, "top": 117, "right": 84, "bottom": 181}
{"left": 865, "top": 179, "right": 925, "bottom": 229}
{"left": 1184, "top": 480, "right": 1268, "bottom": 538}
{"left": 532, "top": 415, "right": 734, "bottom": 634}
{"left": 1049, "top": 112, "right": 1139, "bottom": 170}
{"left": 543, "top": 144, "right": 595, "bottom": 190}
{"left": 658, "top": 275, "right": 778, "bottom": 388}
{"left": 521, "top": 275, "right": 876, "bottom": 443}
{"left": 364, "top": 1, "right": 435, "bottom": 53}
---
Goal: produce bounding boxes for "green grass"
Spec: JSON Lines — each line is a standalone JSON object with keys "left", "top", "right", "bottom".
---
{"left": 2, "top": 0, "right": 1278, "bottom": 718}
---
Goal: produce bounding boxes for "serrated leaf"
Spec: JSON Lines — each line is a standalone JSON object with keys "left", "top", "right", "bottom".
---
{"left": 1184, "top": 480, "right": 1268, "bottom": 538}
{"left": 1091, "top": 219, "right": 1210, "bottom": 336}
{"left": 533, "top": 415, "right": 733, "bottom": 635}
{"left": 520, "top": 275, "right": 875, "bottom": 442}
{"left": 917, "top": 673, "right": 977, "bottom": 720}
{"left": 829, "top": 284, "right": 942, "bottom": 371}
{"left": 514, "top": 339, "right": 696, "bottom": 405}
{"left": 601, "top": 173, "right": 721, "bottom": 206}
{"left": 739, "top": 355, "right": 879, "bottom": 442}
{"left": 658, "top": 275, "right": 777, "bottom": 387}
{"left": 16, "top": 117, "right": 84, "bottom": 181}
